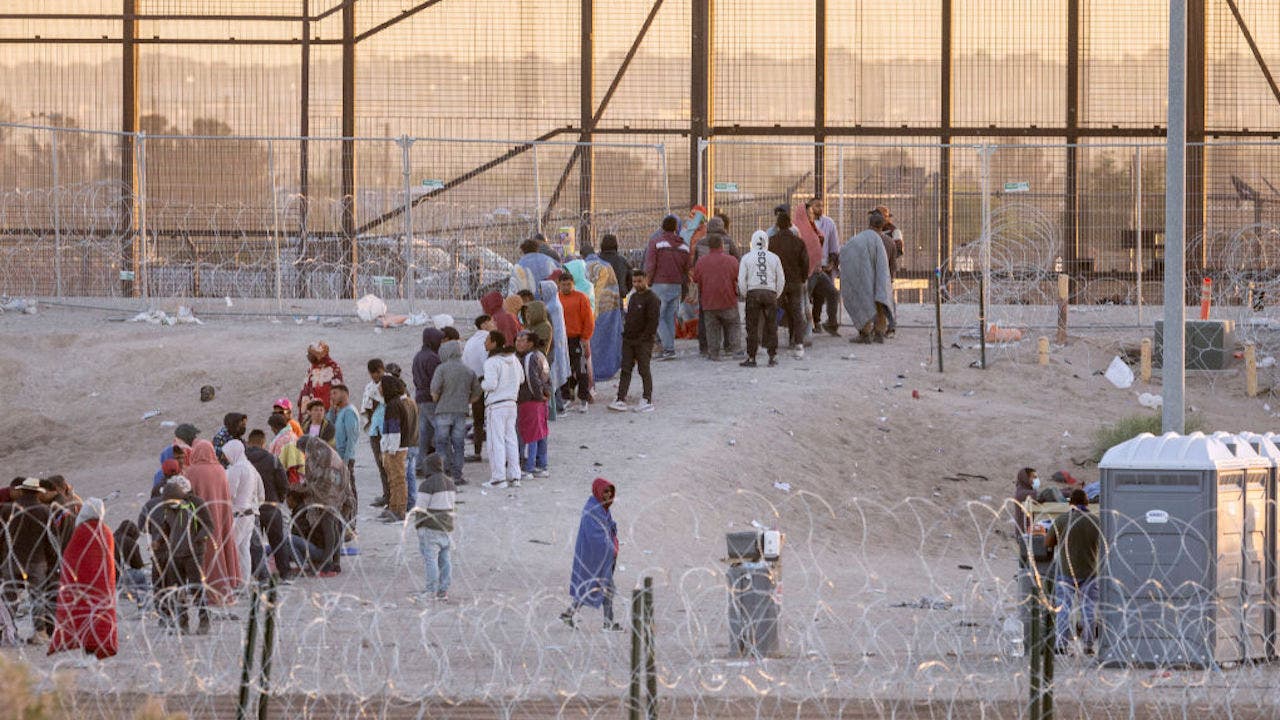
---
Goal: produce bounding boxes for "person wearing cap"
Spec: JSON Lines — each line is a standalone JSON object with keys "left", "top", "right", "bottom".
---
{"left": 152, "top": 423, "right": 201, "bottom": 488}
{"left": 644, "top": 214, "right": 691, "bottom": 360}
{"left": 273, "top": 398, "right": 305, "bottom": 438}
{"left": 299, "top": 341, "right": 344, "bottom": 412}
{"left": 807, "top": 198, "right": 842, "bottom": 336}
{"left": 4, "top": 478, "right": 59, "bottom": 642}
{"left": 213, "top": 412, "right": 248, "bottom": 467}
{"left": 839, "top": 210, "right": 895, "bottom": 344}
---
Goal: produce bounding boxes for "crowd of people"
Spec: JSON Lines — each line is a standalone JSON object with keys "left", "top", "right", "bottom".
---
{"left": 0, "top": 199, "right": 907, "bottom": 650}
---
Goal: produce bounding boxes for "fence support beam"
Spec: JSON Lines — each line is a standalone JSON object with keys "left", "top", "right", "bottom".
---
{"left": 813, "top": 0, "right": 826, "bottom": 198}
{"left": 1164, "top": 0, "right": 1188, "bottom": 434}
{"left": 1187, "top": 0, "right": 1206, "bottom": 271}
{"left": 938, "top": 0, "right": 953, "bottom": 269}
{"left": 299, "top": 0, "right": 311, "bottom": 271}
{"left": 690, "top": 0, "right": 711, "bottom": 207}
{"left": 1063, "top": 0, "right": 1080, "bottom": 280}
{"left": 579, "top": 0, "right": 594, "bottom": 243}
{"left": 341, "top": 0, "right": 358, "bottom": 298}
{"left": 121, "top": 0, "right": 140, "bottom": 298}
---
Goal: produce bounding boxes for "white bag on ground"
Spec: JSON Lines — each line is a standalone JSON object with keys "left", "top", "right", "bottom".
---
{"left": 356, "top": 294, "right": 388, "bottom": 322}
{"left": 1104, "top": 356, "right": 1134, "bottom": 389}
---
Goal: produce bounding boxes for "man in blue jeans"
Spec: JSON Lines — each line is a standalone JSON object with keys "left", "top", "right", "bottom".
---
{"left": 430, "top": 337, "right": 480, "bottom": 483}
{"left": 643, "top": 214, "right": 691, "bottom": 360}
{"left": 412, "top": 327, "right": 445, "bottom": 483}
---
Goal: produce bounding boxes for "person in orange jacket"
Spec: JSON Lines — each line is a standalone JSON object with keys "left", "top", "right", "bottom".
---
{"left": 555, "top": 270, "right": 595, "bottom": 412}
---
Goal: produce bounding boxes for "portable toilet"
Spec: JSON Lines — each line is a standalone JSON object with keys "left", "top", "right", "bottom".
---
{"left": 1246, "top": 431, "right": 1280, "bottom": 658}
{"left": 1210, "top": 432, "right": 1272, "bottom": 661}
{"left": 1098, "top": 432, "right": 1261, "bottom": 667}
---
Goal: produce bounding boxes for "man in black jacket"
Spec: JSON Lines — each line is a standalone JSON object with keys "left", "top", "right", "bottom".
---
{"left": 767, "top": 206, "right": 812, "bottom": 355}
{"left": 609, "top": 270, "right": 662, "bottom": 413}
{"left": 598, "top": 233, "right": 633, "bottom": 297}
{"left": 3, "top": 478, "right": 59, "bottom": 642}
{"left": 245, "top": 429, "right": 297, "bottom": 580}
{"left": 412, "top": 328, "right": 445, "bottom": 478}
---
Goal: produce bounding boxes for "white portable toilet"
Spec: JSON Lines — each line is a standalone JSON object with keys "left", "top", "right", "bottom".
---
{"left": 1247, "top": 431, "right": 1280, "bottom": 658}
{"left": 1210, "top": 432, "right": 1272, "bottom": 661}
{"left": 1098, "top": 432, "right": 1266, "bottom": 667}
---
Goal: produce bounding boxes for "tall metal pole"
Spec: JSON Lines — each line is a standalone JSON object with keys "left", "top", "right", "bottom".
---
{"left": 270, "top": 139, "right": 283, "bottom": 310}
{"left": 121, "top": 0, "right": 140, "bottom": 298}
{"left": 400, "top": 136, "right": 415, "bottom": 309}
{"left": 1164, "top": 0, "right": 1187, "bottom": 434}
{"left": 1064, "top": 0, "right": 1080, "bottom": 282}
{"left": 341, "top": 0, "right": 358, "bottom": 298}
{"left": 939, "top": 0, "right": 953, "bottom": 271}
{"left": 813, "top": 0, "right": 826, "bottom": 198}
{"left": 690, "top": 0, "right": 710, "bottom": 207}
{"left": 579, "top": 0, "right": 594, "bottom": 242}
{"left": 51, "top": 129, "right": 63, "bottom": 298}
{"left": 1134, "top": 146, "right": 1144, "bottom": 325}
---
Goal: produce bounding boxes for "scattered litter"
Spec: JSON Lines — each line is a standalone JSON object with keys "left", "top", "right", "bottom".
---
{"left": 159, "top": 421, "right": 176, "bottom": 427}
{"left": 528, "top": 539, "right": 552, "bottom": 545}
{"left": 878, "top": 416, "right": 888, "bottom": 423}
{"left": 984, "top": 324, "right": 1023, "bottom": 343}
{"left": 1137, "top": 392, "right": 1163, "bottom": 409}
{"left": 224, "top": 296, "right": 234, "bottom": 308}
{"left": 321, "top": 317, "right": 342, "bottom": 327}
{"left": 727, "top": 439, "right": 737, "bottom": 446}
{"left": 942, "top": 473, "right": 989, "bottom": 482}
{"left": 773, "top": 481, "right": 792, "bottom": 493}
{"left": 958, "top": 564, "right": 974, "bottom": 570}
{"left": 578, "top": 445, "right": 589, "bottom": 450}
{"left": 637, "top": 453, "right": 647, "bottom": 459}
{"left": 294, "top": 318, "right": 305, "bottom": 325}
{"left": 142, "top": 410, "right": 162, "bottom": 420}
{"left": 979, "top": 495, "right": 993, "bottom": 502}
{"left": 431, "top": 313, "right": 455, "bottom": 329}
{"left": 912, "top": 390, "right": 920, "bottom": 399}
{"left": 356, "top": 294, "right": 388, "bottom": 321}
{"left": 1263, "top": 356, "right": 1277, "bottom": 369}
{"left": 892, "top": 381, "right": 904, "bottom": 388}
{"left": 891, "top": 596, "right": 953, "bottom": 611}
{"left": 0, "top": 296, "right": 37, "bottom": 314}
{"left": 1104, "top": 356, "right": 1135, "bottom": 389}
{"left": 130, "top": 309, "right": 177, "bottom": 326}
{"left": 592, "top": 462, "right": 603, "bottom": 467}
{"left": 962, "top": 390, "right": 975, "bottom": 397}
{"left": 1062, "top": 430, "right": 1071, "bottom": 438}
{"left": 876, "top": 427, "right": 891, "bottom": 433}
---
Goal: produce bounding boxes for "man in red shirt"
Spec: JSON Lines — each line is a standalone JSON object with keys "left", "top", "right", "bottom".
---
{"left": 556, "top": 271, "right": 596, "bottom": 412}
{"left": 690, "top": 234, "right": 741, "bottom": 361}
{"left": 643, "top": 214, "right": 691, "bottom": 360}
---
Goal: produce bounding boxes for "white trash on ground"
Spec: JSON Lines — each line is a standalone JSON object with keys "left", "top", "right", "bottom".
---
{"left": 355, "top": 294, "right": 388, "bottom": 322}
{"left": 0, "top": 296, "right": 37, "bottom": 314}
{"left": 430, "top": 313, "right": 455, "bottom": 329}
{"left": 1137, "top": 392, "right": 1163, "bottom": 409}
{"left": 1104, "top": 356, "right": 1134, "bottom": 389}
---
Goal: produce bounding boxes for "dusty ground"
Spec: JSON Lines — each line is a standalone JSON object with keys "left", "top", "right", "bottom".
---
{"left": 2, "top": 300, "right": 1278, "bottom": 718}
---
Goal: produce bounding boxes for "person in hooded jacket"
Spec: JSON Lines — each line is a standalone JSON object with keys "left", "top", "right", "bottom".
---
{"left": 598, "top": 234, "right": 633, "bottom": 297}
{"left": 47, "top": 498, "right": 118, "bottom": 659}
{"left": 481, "top": 330, "right": 525, "bottom": 489}
{"left": 5, "top": 478, "right": 60, "bottom": 642}
{"left": 767, "top": 207, "right": 812, "bottom": 355}
{"left": 481, "top": 290, "right": 522, "bottom": 348}
{"left": 560, "top": 478, "right": 622, "bottom": 631}
{"left": 298, "top": 341, "right": 343, "bottom": 411}
{"left": 412, "top": 453, "right": 457, "bottom": 601}
{"left": 295, "top": 435, "right": 353, "bottom": 575}
{"left": 412, "top": 327, "right": 445, "bottom": 480}
{"left": 183, "top": 440, "right": 240, "bottom": 605}
{"left": 431, "top": 338, "right": 480, "bottom": 483}
{"left": 515, "top": 330, "right": 552, "bottom": 479}
{"left": 152, "top": 423, "right": 200, "bottom": 488}
{"left": 153, "top": 475, "right": 215, "bottom": 634}
{"left": 379, "top": 375, "right": 418, "bottom": 521}
{"left": 245, "top": 429, "right": 297, "bottom": 581}
{"left": 223, "top": 440, "right": 265, "bottom": 588}
{"left": 517, "top": 237, "right": 561, "bottom": 286}
{"left": 737, "top": 230, "right": 785, "bottom": 367}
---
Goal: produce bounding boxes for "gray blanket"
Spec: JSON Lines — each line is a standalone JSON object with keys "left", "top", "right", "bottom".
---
{"left": 839, "top": 229, "right": 895, "bottom": 329}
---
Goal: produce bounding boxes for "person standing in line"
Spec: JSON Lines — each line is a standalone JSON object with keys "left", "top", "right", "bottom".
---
{"left": 737, "top": 230, "right": 785, "bottom": 368}
{"left": 481, "top": 290, "right": 522, "bottom": 348}
{"left": 694, "top": 215, "right": 740, "bottom": 358}
{"left": 598, "top": 233, "right": 633, "bottom": 298}
{"left": 1045, "top": 488, "right": 1101, "bottom": 655}
{"left": 873, "top": 204, "right": 904, "bottom": 336}
{"left": 222, "top": 439, "right": 264, "bottom": 590}
{"left": 517, "top": 237, "right": 561, "bottom": 287}
{"left": 766, "top": 207, "right": 811, "bottom": 357}
{"left": 326, "top": 383, "right": 361, "bottom": 507}
{"left": 839, "top": 210, "right": 896, "bottom": 344}
{"left": 153, "top": 475, "right": 214, "bottom": 634}
{"left": 294, "top": 435, "right": 353, "bottom": 576}
{"left": 212, "top": 413, "right": 247, "bottom": 467}
{"left": 515, "top": 330, "right": 552, "bottom": 480}
{"left": 300, "top": 400, "right": 336, "bottom": 446}
{"left": 378, "top": 375, "right": 418, "bottom": 522}
{"left": 272, "top": 398, "right": 304, "bottom": 439}
{"left": 807, "top": 198, "right": 842, "bottom": 337}
{"left": 557, "top": 271, "right": 596, "bottom": 412}
{"left": 463, "top": 316, "right": 495, "bottom": 461}
{"left": 361, "top": 359, "right": 391, "bottom": 508}
{"left": 608, "top": 270, "right": 661, "bottom": 412}
{"left": 481, "top": 330, "right": 525, "bottom": 489}
{"left": 182, "top": 440, "right": 240, "bottom": 606}
{"left": 412, "top": 453, "right": 457, "bottom": 602}
{"left": 431, "top": 337, "right": 480, "bottom": 484}
{"left": 412, "top": 328, "right": 445, "bottom": 479}
{"left": 643, "top": 214, "right": 691, "bottom": 360}
{"left": 690, "top": 233, "right": 741, "bottom": 361}
{"left": 244, "top": 429, "right": 296, "bottom": 581}
{"left": 560, "top": 478, "right": 623, "bottom": 631}
{"left": 298, "top": 341, "right": 344, "bottom": 411}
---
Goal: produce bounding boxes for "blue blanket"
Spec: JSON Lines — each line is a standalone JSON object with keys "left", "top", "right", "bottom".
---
{"left": 570, "top": 496, "right": 617, "bottom": 606}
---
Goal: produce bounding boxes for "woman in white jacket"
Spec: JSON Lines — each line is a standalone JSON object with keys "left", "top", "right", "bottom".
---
{"left": 480, "top": 330, "right": 525, "bottom": 489}
{"left": 222, "top": 439, "right": 265, "bottom": 588}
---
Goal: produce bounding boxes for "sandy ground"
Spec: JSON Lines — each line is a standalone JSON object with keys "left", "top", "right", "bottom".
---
{"left": 2, "top": 300, "right": 1279, "bottom": 718}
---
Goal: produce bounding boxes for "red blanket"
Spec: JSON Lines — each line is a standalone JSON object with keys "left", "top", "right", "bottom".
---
{"left": 48, "top": 519, "right": 118, "bottom": 659}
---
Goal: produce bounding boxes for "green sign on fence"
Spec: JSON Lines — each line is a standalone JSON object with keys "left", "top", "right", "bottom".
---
{"left": 713, "top": 181, "right": 740, "bottom": 193}
{"left": 421, "top": 179, "right": 445, "bottom": 190}
{"left": 1003, "top": 181, "right": 1030, "bottom": 193}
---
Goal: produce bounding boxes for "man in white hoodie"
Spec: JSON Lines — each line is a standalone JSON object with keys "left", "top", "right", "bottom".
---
{"left": 222, "top": 439, "right": 265, "bottom": 588}
{"left": 736, "top": 229, "right": 785, "bottom": 367}
{"left": 480, "top": 329, "right": 525, "bottom": 489}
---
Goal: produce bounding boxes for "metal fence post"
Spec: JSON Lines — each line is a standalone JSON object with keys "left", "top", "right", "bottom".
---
{"left": 399, "top": 135, "right": 415, "bottom": 310}
{"left": 1134, "top": 145, "right": 1144, "bottom": 326}
{"left": 629, "top": 587, "right": 643, "bottom": 720}
{"left": 268, "top": 139, "right": 283, "bottom": 310}
{"left": 658, "top": 144, "right": 671, "bottom": 216}
{"left": 696, "top": 138, "right": 707, "bottom": 209}
{"left": 50, "top": 127, "right": 63, "bottom": 298}
{"left": 136, "top": 130, "right": 149, "bottom": 301}
{"left": 1163, "top": 0, "right": 1187, "bottom": 434}
{"left": 837, "top": 145, "right": 845, "bottom": 326}
{"left": 979, "top": 144, "right": 992, "bottom": 323}
{"left": 643, "top": 576, "right": 656, "bottom": 720}
{"left": 257, "top": 578, "right": 279, "bottom": 720}
{"left": 235, "top": 587, "right": 261, "bottom": 720}
{"left": 533, "top": 142, "right": 544, "bottom": 236}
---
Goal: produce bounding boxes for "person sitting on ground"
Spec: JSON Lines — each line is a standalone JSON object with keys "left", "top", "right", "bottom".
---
{"left": 412, "top": 453, "right": 457, "bottom": 602}
{"left": 1044, "top": 488, "right": 1101, "bottom": 655}
{"left": 560, "top": 478, "right": 622, "bottom": 631}
{"left": 114, "top": 518, "right": 150, "bottom": 611}
{"left": 300, "top": 399, "right": 336, "bottom": 446}
{"left": 295, "top": 435, "right": 352, "bottom": 576}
